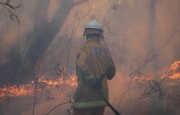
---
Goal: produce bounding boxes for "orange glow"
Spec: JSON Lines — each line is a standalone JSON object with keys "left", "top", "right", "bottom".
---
{"left": 160, "top": 61, "right": 180, "bottom": 80}
{"left": 169, "top": 73, "right": 180, "bottom": 79}
{"left": 169, "top": 61, "right": 180, "bottom": 79}
{"left": 0, "top": 84, "right": 34, "bottom": 98}
{"left": 37, "top": 75, "right": 77, "bottom": 87}
{"left": 0, "top": 75, "right": 77, "bottom": 98}
{"left": 1, "top": 61, "right": 179, "bottom": 99}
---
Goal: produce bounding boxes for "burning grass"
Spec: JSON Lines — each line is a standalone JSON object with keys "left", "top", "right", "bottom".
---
{"left": 0, "top": 75, "right": 77, "bottom": 99}
{"left": 0, "top": 61, "right": 180, "bottom": 115}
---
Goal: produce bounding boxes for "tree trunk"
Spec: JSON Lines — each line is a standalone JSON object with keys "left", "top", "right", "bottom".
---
{"left": 0, "top": 0, "right": 88, "bottom": 85}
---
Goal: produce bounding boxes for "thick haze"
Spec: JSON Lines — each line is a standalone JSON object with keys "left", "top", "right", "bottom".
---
{"left": 0, "top": 0, "right": 180, "bottom": 115}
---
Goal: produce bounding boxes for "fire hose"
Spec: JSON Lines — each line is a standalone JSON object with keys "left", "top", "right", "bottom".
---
{"left": 95, "top": 70, "right": 121, "bottom": 115}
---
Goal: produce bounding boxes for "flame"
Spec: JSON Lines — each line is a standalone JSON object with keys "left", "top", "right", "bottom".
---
{"left": 0, "top": 84, "right": 34, "bottom": 98}
{"left": 37, "top": 75, "right": 77, "bottom": 87}
{"left": 168, "top": 61, "right": 180, "bottom": 79}
{"left": 1, "top": 61, "right": 179, "bottom": 99}
{"left": 0, "top": 75, "right": 77, "bottom": 99}
{"left": 159, "top": 61, "right": 180, "bottom": 80}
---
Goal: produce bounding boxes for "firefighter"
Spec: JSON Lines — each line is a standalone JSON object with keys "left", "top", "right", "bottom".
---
{"left": 73, "top": 20, "right": 116, "bottom": 115}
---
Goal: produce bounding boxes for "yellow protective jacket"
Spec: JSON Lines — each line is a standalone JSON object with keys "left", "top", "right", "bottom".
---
{"left": 73, "top": 38, "right": 116, "bottom": 109}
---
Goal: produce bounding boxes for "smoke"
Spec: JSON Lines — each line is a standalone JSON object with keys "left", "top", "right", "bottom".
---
{"left": 153, "top": 0, "right": 180, "bottom": 69}
{"left": 2, "top": 85, "right": 75, "bottom": 115}
{"left": 21, "top": 87, "right": 75, "bottom": 115}
{"left": 1, "top": 0, "right": 180, "bottom": 114}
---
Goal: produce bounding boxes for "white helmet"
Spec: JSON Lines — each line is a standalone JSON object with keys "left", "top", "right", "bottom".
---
{"left": 85, "top": 20, "right": 103, "bottom": 31}
{"left": 83, "top": 20, "right": 103, "bottom": 36}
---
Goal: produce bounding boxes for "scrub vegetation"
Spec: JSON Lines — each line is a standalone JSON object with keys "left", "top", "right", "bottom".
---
{"left": 0, "top": 0, "right": 180, "bottom": 115}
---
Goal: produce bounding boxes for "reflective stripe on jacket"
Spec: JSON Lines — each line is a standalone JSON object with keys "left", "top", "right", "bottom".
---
{"left": 73, "top": 38, "right": 116, "bottom": 109}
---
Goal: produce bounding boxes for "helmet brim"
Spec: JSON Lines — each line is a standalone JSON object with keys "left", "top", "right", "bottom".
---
{"left": 83, "top": 28, "right": 103, "bottom": 36}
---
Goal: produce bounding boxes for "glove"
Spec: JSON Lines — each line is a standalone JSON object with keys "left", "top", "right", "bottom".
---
{"left": 85, "top": 74, "right": 101, "bottom": 88}
{"left": 107, "top": 68, "right": 116, "bottom": 80}
{"left": 95, "top": 79, "right": 102, "bottom": 89}
{"left": 88, "top": 77, "right": 98, "bottom": 88}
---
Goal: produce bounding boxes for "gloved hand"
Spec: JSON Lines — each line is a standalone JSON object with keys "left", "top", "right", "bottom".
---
{"left": 89, "top": 77, "right": 103, "bottom": 89}
{"left": 85, "top": 74, "right": 102, "bottom": 88}
{"left": 95, "top": 79, "right": 102, "bottom": 89}
{"left": 106, "top": 67, "right": 116, "bottom": 80}
{"left": 88, "top": 77, "right": 98, "bottom": 88}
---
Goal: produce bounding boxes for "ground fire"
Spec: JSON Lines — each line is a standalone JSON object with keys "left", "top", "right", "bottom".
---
{"left": 168, "top": 61, "right": 180, "bottom": 79}
{"left": 0, "top": 61, "right": 180, "bottom": 99}
{"left": 159, "top": 60, "right": 180, "bottom": 81}
{"left": 0, "top": 75, "right": 77, "bottom": 99}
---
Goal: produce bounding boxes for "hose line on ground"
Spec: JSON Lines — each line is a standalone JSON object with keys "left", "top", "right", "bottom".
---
{"left": 96, "top": 86, "right": 121, "bottom": 115}
{"left": 96, "top": 70, "right": 121, "bottom": 115}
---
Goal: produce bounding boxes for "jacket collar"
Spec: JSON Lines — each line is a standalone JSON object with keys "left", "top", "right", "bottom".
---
{"left": 87, "top": 37, "right": 101, "bottom": 42}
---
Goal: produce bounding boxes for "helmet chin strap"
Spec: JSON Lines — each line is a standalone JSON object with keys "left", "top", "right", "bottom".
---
{"left": 83, "top": 31, "right": 86, "bottom": 36}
